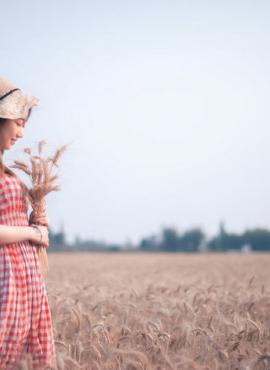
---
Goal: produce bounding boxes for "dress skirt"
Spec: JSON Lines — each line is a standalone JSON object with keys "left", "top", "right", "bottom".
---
{"left": 0, "top": 172, "right": 57, "bottom": 369}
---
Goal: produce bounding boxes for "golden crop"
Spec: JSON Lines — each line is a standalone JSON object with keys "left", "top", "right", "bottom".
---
{"left": 17, "top": 253, "right": 270, "bottom": 370}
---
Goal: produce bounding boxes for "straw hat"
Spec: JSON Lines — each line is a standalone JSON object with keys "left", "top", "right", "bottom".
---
{"left": 0, "top": 77, "right": 39, "bottom": 120}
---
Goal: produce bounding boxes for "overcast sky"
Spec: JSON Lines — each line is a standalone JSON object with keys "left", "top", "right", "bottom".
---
{"left": 2, "top": 0, "right": 270, "bottom": 244}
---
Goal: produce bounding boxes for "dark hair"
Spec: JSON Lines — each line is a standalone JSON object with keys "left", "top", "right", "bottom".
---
{"left": 26, "top": 107, "right": 32, "bottom": 121}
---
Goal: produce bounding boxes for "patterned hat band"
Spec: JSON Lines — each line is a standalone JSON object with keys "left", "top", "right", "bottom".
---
{"left": 0, "top": 88, "right": 20, "bottom": 102}
{"left": 0, "top": 78, "right": 39, "bottom": 120}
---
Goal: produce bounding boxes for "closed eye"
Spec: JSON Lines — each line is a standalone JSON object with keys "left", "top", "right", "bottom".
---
{"left": 16, "top": 119, "right": 25, "bottom": 127}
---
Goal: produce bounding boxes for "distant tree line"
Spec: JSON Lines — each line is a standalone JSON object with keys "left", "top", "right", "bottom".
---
{"left": 48, "top": 222, "right": 270, "bottom": 252}
{"left": 140, "top": 227, "right": 205, "bottom": 252}
{"left": 48, "top": 227, "right": 66, "bottom": 251}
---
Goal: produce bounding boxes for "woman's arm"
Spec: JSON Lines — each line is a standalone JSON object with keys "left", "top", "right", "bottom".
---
{"left": 0, "top": 224, "right": 45, "bottom": 246}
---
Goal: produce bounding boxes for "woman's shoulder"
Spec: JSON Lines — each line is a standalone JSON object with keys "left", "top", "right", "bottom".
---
{"left": 4, "top": 166, "right": 17, "bottom": 178}
{"left": 1, "top": 166, "right": 28, "bottom": 192}
{"left": 0, "top": 166, "right": 30, "bottom": 210}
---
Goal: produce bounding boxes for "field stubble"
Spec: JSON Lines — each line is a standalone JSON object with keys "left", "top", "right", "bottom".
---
{"left": 18, "top": 253, "right": 270, "bottom": 370}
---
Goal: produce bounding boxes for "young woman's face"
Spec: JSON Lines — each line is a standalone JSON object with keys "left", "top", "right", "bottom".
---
{"left": 0, "top": 117, "right": 26, "bottom": 151}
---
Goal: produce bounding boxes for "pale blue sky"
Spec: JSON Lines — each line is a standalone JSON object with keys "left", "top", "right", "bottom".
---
{"left": 2, "top": 0, "right": 270, "bottom": 244}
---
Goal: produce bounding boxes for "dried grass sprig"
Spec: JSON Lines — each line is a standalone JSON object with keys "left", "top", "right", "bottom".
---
{"left": 11, "top": 140, "right": 67, "bottom": 277}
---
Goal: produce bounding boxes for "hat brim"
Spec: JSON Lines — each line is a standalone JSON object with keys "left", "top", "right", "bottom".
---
{"left": 0, "top": 90, "right": 39, "bottom": 120}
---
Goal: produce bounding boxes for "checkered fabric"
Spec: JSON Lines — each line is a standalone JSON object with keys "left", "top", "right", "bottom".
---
{"left": 0, "top": 172, "right": 57, "bottom": 369}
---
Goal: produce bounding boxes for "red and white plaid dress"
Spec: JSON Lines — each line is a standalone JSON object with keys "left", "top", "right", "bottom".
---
{"left": 0, "top": 171, "right": 57, "bottom": 369}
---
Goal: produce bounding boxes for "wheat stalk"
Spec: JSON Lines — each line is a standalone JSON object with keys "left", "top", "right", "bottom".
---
{"left": 11, "top": 140, "right": 67, "bottom": 277}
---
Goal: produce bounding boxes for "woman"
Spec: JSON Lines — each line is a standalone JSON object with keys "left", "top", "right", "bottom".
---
{"left": 0, "top": 77, "right": 57, "bottom": 369}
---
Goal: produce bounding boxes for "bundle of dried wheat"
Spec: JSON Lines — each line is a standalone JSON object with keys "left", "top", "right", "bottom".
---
{"left": 11, "top": 140, "right": 67, "bottom": 276}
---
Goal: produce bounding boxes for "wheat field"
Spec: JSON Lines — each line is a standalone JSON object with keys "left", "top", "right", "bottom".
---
{"left": 18, "top": 252, "right": 270, "bottom": 370}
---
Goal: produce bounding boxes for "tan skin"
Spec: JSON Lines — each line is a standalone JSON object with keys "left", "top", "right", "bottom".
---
{"left": 0, "top": 115, "right": 49, "bottom": 248}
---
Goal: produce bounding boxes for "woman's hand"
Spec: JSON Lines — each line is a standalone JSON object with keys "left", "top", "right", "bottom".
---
{"left": 30, "top": 225, "right": 49, "bottom": 248}
{"left": 30, "top": 198, "right": 48, "bottom": 226}
{"left": 30, "top": 211, "right": 49, "bottom": 227}
{"left": 29, "top": 213, "right": 49, "bottom": 227}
